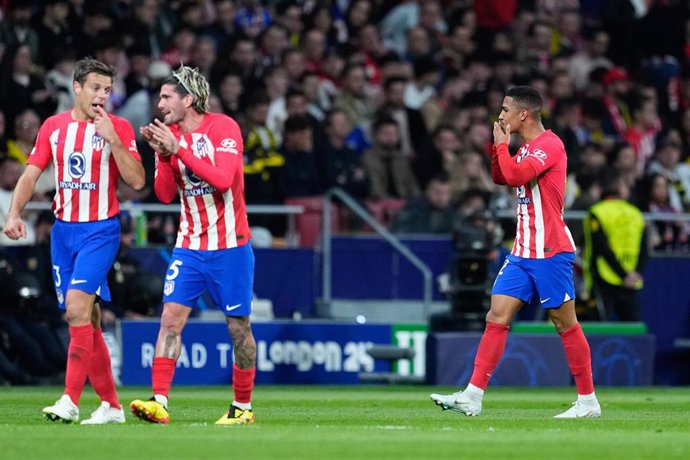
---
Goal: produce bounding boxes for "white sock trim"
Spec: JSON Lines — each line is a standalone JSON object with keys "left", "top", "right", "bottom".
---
{"left": 153, "top": 394, "right": 169, "bottom": 408}
{"left": 577, "top": 392, "right": 597, "bottom": 403}
{"left": 232, "top": 400, "right": 252, "bottom": 410}
{"left": 465, "top": 384, "right": 485, "bottom": 398}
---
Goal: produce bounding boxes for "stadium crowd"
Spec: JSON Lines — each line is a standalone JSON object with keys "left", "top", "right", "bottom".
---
{"left": 0, "top": 0, "right": 689, "bottom": 383}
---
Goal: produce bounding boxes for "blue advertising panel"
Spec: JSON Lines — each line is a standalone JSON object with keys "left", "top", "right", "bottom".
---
{"left": 589, "top": 335, "right": 656, "bottom": 386}
{"left": 427, "top": 333, "right": 655, "bottom": 386}
{"left": 121, "top": 320, "right": 392, "bottom": 385}
{"left": 427, "top": 333, "right": 571, "bottom": 387}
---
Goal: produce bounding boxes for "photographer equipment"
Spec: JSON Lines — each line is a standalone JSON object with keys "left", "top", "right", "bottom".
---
{"left": 430, "top": 210, "right": 495, "bottom": 332}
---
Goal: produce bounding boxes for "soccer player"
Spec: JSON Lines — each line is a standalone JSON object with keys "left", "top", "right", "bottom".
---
{"left": 129, "top": 65, "right": 257, "bottom": 425}
{"left": 3, "top": 57, "right": 145, "bottom": 424}
{"left": 430, "top": 86, "right": 601, "bottom": 419}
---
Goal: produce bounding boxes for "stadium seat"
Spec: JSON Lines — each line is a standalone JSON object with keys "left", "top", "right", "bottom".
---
{"left": 285, "top": 197, "right": 342, "bottom": 247}
{"left": 365, "top": 198, "right": 407, "bottom": 230}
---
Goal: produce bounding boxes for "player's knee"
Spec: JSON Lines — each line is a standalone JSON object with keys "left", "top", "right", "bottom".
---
{"left": 485, "top": 309, "right": 509, "bottom": 325}
{"left": 64, "top": 306, "right": 91, "bottom": 325}
{"left": 547, "top": 301, "right": 577, "bottom": 333}
{"left": 228, "top": 316, "right": 250, "bottom": 328}
{"left": 550, "top": 317, "right": 573, "bottom": 334}
{"left": 159, "top": 309, "right": 185, "bottom": 334}
{"left": 227, "top": 316, "right": 252, "bottom": 336}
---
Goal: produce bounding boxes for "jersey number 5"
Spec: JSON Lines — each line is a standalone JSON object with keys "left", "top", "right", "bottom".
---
{"left": 166, "top": 260, "right": 183, "bottom": 280}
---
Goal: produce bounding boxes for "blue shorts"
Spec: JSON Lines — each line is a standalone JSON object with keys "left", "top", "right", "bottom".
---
{"left": 51, "top": 217, "right": 120, "bottom": 310}
{"left": 162, "top": 244, "right": 255, "bottom": 317}
{"left": 492, "top": 252, "right": 575, "bottom": 309}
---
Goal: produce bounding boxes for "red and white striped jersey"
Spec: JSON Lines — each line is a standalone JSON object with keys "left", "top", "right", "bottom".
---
{"left": 154, "top": 113, "right": 251, "bottom": 250}
{"left": 511, "top": 130, "right": 576, "bottom": 258}
{"left": 28, "top": 111, "right": 140, "bottom": 222}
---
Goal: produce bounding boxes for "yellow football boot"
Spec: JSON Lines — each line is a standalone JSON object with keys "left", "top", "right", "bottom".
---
{"left": 130, "top": 399, "right": 170, "bottom": 424}
{"left": 215, "top": 405, "right": 255, "bottom": 425}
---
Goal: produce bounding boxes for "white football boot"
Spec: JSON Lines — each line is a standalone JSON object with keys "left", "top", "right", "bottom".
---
{"left": 43, "top": 394, "right": 79, "bottom": 423}
{"left": 554, "top": 399, "right": 601, "bottom": 419}
{"left": 430, "top": 391, "right": 482, "bottom": 416}
{"left": 81, "top": 401, "right": 126, "bottom": 425}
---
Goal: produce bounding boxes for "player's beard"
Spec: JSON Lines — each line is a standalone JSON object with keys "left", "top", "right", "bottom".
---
{"left": 164, "top": 109, "right": 184, "bottom": 126}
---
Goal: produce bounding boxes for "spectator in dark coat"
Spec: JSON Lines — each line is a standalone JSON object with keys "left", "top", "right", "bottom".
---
{"left": 392, "top": 173, "right": 455, "bottom": 234}
{"left": 362, "top": 115, "right": 420, "bottom": 200}
{"left": 281, "top": 115, "right": 324, "bottom": 198}
{"left": 316, "top": 109, "right": 370, "bottom": 201}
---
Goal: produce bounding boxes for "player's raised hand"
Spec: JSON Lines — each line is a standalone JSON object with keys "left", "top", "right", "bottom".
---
{"left": 93, "top": 106, "right": 117, "bottom": 143}
{"left": 139, "top": 125, "right": 162, "bottom": 153}
{"left": 146, "top": 119, "right": 179, "bottom": 156}
{"left": 493, "top": 122, "right": 511, "bottom": 146}
{"left": 140, "top": 124, "right": 154, "bottom": 142}
{"left": 3, "top": 215, "right": 27, "bottom": 240}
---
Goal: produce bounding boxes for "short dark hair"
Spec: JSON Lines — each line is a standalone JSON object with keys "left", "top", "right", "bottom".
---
{"left": 324, "top": 108, "right": 347, "bottom": 128}
{"left": 73, "top": 57, "right": 115, "bottom": 86}
{"left": 609, "top": 142, "right": 633, "bottom": 165}
{"left": 459, "top": 188, "right": 489, "bottom": 206}
{"left": 383, "top": 76, "right": 407, "bottom": 92}
{"left": 600, "top": 170, "right": 624, "bottom": 198}
{"left": 413, "top": 56, "right": 439, "bottom": 79}
{"left": 506, "top": 85, "right": 543, "bottom": 114}
{"left": 284, "top": 115, "right": 312, "bottom": 133}
{"left": 432, "top": 123, "right": 458, "bottom": 138}
{"left": 553, "top": 97, "right": 579, "bottom": 118}
{"left": 93, "top": 35, "right": 121, "bottom": 54}
{"left": 248, "top": 90, "right": 271, "bottom": 107}
{"left": 372, "top": 114, "right": 399, "bottom": 133}
{"left": 285, "top": 87, "right": 306, "bottom": 102}
{"left": 429, "top": 172, "right": 450, "bottom": 185}
{"left": 582, "top": 141, "right": 604, "bottom": 154}
{"left": 340, "top": 63, "right": 365, "bottom": 80}
{"left": 378, "top": 52, "right": 403, "bottom": 67}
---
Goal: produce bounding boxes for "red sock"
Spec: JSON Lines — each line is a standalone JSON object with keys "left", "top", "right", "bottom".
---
{"left": 232, "top": 364, "right": 256, "bottom": 404}
{"left": 65, "top": 324, "right": 94, "bottom": 405}
{"left": 152, "top": 357, "right": 177, "bottom": 398}
{"left": 88, "top": 329, "right": 120, "bottom": 409}
{"left": 469, "top": 322, "right": 510, "bottom": 390}
{"left": 560, "top": 323, "right": 595, "bottom": 395}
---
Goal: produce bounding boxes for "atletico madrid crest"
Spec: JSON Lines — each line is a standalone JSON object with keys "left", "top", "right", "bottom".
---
{"left": 164, "top": 281, "right": 175, "bottom": 296}
{"left": 92, "top": 134, "right": 106, "bottom": 151}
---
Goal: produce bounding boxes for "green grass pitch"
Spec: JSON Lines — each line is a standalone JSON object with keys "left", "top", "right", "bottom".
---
{"left": 1, "top": 386, "right": 689, "bottom": 459}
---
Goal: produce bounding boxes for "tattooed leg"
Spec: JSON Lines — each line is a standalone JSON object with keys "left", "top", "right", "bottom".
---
{"left": 227, "top": 316, "right": 257, "bottom": 369}
{"left": 155, "top": 302, "right": 193, "bottom": 359}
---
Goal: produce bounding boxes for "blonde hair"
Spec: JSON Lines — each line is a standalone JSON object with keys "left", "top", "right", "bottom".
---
{"left": 164, "top": 65, "right": 210, "bottom": 113}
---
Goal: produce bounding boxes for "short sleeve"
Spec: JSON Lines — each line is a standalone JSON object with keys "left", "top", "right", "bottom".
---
{"left": 114, "top": 117, "right": 141, "bottom": 161}
{"left": 26, "top": 120, "right": 54, "bottom": 170}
